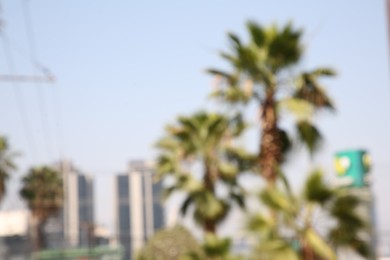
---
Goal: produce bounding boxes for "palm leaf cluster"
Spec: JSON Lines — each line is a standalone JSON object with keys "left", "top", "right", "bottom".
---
{"left": 20, "top": 166, "right": 63, "bottom": 250}
{"left": 208, "top": 21, "right": 335, "bottom": 182}
{"left": 156, "top": 112, "right": 255, "bottom": 234}
{"left": 248, "top": 170, "right": 369, "bottom": 259}
{"left": 20, "top": 166, "right": 63, "bottom": 222}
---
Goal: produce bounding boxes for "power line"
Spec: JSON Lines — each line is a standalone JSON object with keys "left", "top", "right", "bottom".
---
{"left": 21, "top": 0, "right": 54, "bottom": 162}
{"left": 0, "top": 29, "right": 55, "bottom": 81}
{"left": 1, "top": 32, "right": 38, "bottom": 161}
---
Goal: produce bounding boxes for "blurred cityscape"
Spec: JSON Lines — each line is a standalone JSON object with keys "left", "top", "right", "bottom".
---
{"left": 1, "top": 1, "right": 390, "bottom": 260}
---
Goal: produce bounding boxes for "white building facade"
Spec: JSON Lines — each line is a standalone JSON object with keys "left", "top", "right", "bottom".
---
{"left": 114, "top": 160, "right": 164, "bottom": 260}
{"left": 45, "top": 160, "right": 94, "bottom": 249}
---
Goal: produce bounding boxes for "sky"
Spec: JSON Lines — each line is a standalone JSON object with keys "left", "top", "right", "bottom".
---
{"left": 0, "top": 0, "right": 390, "bottom": 241}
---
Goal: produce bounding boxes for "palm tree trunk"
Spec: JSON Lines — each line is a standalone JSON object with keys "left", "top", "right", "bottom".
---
{"left": 203, "top": 159, "right": 217, "bottom": 234}
{"left": 259, "top": 94, "right": 282, "bottom": 184}
{"left": 204, "top": 219, "right": 217, "bottom": 234}
{"left": 31, "top": 216, "right": 47, "bottom": 252}
{"left": 38, "top": 219, "right": 47, "bottom": 250}
{"left": 301, "top": 241, "right": 316, "bottom": 260}
{"left": 31, "top": 216, "right": 41, "bottom": 252}
{"left": 203, "top": 159, "right": 216, "bottom": 193}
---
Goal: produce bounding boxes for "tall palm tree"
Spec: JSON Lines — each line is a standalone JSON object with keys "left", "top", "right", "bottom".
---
{"left": 156, "top": 111, "right": 255, "bottom": 234}
{"left": 248, "top": 170, "right": 369, "bottom": 260}
{"left": 0, "top": 136, "right": 18, "bottom": 205}
{"left": 20, "top": 166, "right": 63, "bottom": 251}
{"left": 208, "top": 22, "right": 335, "bottom": 184}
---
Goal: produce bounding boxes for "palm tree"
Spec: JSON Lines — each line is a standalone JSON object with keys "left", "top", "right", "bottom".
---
{"left": 208, "top": 22, "right": 335, "bottom": 184}
{"left": 20, "top": 166, "right": 63, "bottom": 251}
{"left": 0, "top": 136, "right": 18, "bottom": 205}
{"left": 156, "top": 111, "right": 255, "bottom": 235}
{"left": 248, "top": 170, "right": 369, "bottom": 260}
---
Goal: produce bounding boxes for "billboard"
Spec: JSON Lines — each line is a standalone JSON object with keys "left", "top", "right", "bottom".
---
{"left": 334, "top": 149, "right": 371, "bottom": 188}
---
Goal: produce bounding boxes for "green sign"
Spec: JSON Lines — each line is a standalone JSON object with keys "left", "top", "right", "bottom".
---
{"left": 334, "top": 150, "right": 371, "bottom": 188}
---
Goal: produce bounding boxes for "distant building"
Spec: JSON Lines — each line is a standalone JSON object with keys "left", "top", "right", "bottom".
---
{"left": 0, "top": 210, "right": 29, "bottom": 237}
{"left": 114, "top": 160, "right": 165, "bottom": 260}
{"left": 45, "top": 160, "right": 94, "bottom": 249}
{"left": 0, "top": 210, "right": 31, "bottom": 259}
{"left": 93, "top": 225, "right": 111, "bottom": 246}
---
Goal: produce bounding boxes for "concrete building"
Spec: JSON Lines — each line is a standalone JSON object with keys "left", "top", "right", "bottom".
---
{"left": 114, "top": 160, "right": 164, "bottom": 259}
{"left": 45, "top": 160, "right": 94, "bottom": 249}
{"left": 0, "top": 210, "right": 31, "bottom": 259}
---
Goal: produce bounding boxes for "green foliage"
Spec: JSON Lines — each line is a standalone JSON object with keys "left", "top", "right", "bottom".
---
{"left": 260, "top": 187, "right": 293, "bottom": 213}
{"left": 203, "top": 233, "right": 232, "bottom": 257}
{"left": 295, "top": 69, "right": 336, "bottom": 110}
{"left": 20, "top": 165, "right": 63, "bottom": 250}
{"left": 183, "top": 233, "right": 242, "bottom": 260}
{"left": 208, "top": 21, "right": 336, "bottom": 182}
{"left": 137, "top": 227, "right": 242, "bottom": 260}
{"left": 156, "top": 111, "right": 255, "bottom": 233}
{"left": 20, "top": 166, "right": 63, "bottom": 220}
{"left": 136, "top": 226, "right": 204, "bottom": 260}
{"left": 248, "top": 169, "right": 369, "bottom": 259}
{"left": 328, "top": 192, "right": 370, "bottom": 258}
{"left": 247, "top": 213, "right": 275, "bottom": 237}
{"left": 303, "top": 170, "right": 333, "bottom": 205}
{"left": 153, "top": 20, "right": 368, "bottom": 260}
{"left": 251, "top": 239, "right": 299, "bottom": 260}
{"left": 304, "top": 229, "right": 336, "bottom": 260}
{"left": 0, "top": 136, "right": 18, "bottom": 204}
{"left": 296, "top": 120, "right": 322, "bottom": 155}
{"left": 192, "top": 192, "right": 230, "bottom": 225}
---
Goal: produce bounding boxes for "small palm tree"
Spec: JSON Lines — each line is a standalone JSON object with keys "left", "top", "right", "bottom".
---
{"left": 20, "top": 166, "right": 63, "bottom": 251}
{"left": 156, "top": 111, "right": 255, "bottom": 235}
{"left": 248, "top": 170, "right": 369, "bottom": 260}
{"left": 137, "top": 226, "right": 204, "bottom": 260}
{"left": 0, "top": 136, "right": 18, "bottom": 205}
{"left": 137, "top": 226, "right": 241, "bottom": 260}
{"left": 208, "top": 22, "right": 335, "bottom": 184}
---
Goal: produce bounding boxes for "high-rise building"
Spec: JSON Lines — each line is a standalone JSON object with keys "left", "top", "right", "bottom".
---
{"left": 114, "top": 160, "right": 164, "bottom": 260}
{"left": 45, "top": 160, "right": 94, "bottom": 249}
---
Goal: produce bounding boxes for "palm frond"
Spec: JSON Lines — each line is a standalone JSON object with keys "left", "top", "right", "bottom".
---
{"left": 247, "top": 213, "right": 275, "bottom": 233}
{"left": 246, "top": 21, "right": 266, "bottom": 48}
{"left": 260, "top": 187, "right": 293, "bottom": 214}
{"left": 180, "top": 196, "right": 195, "bottom": 216}
{"left": 203, "top": 233, "right": 232, "bottom": 258}
{"left": 303, "top": 169, "right": 333, "bottom": 205}
{"left": 304, "top": 228, "right": 336, "bottom": 260}
{"left": 278, "top": 97, "right": 314, "bottom": 121}
{"left": 296, "top": 120, "right": 322, "bottom": 155}
{"left": 295, "top": 70, "right": 335, "bottom": 110}
{"left": 253, "top": 239, "right": 299, "bottom": 260}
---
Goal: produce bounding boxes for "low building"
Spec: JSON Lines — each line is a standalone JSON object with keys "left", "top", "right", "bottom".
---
{"left": 0, "top": 210, "right": 31, "bottom": 259}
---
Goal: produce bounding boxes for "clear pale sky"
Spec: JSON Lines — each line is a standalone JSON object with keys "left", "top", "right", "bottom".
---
{"left": 1, "top": 0, "right": 390, "bottom": 239}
